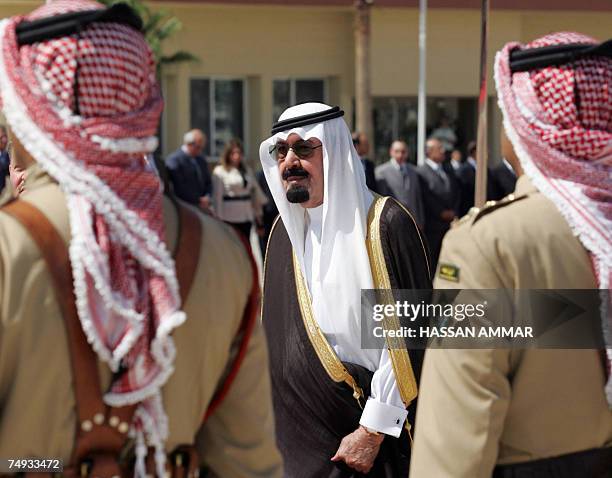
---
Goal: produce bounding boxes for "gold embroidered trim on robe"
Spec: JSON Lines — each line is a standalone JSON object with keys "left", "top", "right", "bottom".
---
{"left": 366, "top": 196, "right": 419, "bottom": 406}
{"left": 292, "top": 195, "right": 421, "bottom": 410}
{"left": 292, "top": 253, "right": 364, "bottom": 407}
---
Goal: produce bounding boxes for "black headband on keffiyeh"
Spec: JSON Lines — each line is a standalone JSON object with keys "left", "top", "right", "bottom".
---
{"left": 271, "top": 105, "right": 344, "bottom": 134}
{"left": 16, "top": 2, "right": 142, "bottom": 45}
{"left": 509, "top": 39, "right": 612, "bottom": 72}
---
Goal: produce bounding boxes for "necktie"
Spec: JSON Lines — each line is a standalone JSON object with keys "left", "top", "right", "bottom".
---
{"left": 437, "top": 167, "right": 450, "bottom": 192}
{"left": 191, "top": 157, "right": 204, "bottom": 192}
{"left": 400, "top": 163, "right": 411, "bottom": 188}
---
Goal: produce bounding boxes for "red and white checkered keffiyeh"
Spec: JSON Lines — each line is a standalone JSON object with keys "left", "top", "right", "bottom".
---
{"left": 0, "top": 0, "right": 185, "bottom": 473}
{"left": 495, "top": 32, "right": 612, "bottom": 407}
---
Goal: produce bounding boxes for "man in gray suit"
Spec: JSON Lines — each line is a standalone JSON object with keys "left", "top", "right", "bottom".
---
{"left": 375, "top": 140, "right": 425, "bottom": 229}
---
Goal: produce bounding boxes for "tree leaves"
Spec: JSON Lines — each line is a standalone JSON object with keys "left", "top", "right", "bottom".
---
{"left": 98, "top": 0, "right": 198, "bottom": 74}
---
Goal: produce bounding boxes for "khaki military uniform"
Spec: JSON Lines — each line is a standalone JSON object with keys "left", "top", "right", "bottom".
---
{"left": 410, "top": 175, "right": 612, "bottom": 477}
{"left": 0, "top": 179, "right": 13, "bottom": 207}
{"left": 0, "top": 164, "right": 283, "bottom": 478}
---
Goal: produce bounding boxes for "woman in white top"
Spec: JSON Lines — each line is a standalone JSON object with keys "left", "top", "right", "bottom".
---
{"left": 212, "top": 139, "right": 267, "bottom": 240}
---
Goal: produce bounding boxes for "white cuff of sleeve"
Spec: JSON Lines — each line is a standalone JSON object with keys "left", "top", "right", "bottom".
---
{"left": 359, "top": 398, "right": 407, "bottom": 438}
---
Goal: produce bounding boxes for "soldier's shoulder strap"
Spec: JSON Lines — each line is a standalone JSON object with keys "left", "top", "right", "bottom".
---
{"left": 472, "top": 193, "right": 530, "bottom": 225}
{"left": 202, "top": 227, "right": 260, "bottom": 423}
{"left": 452, "top": 193, "right": 530, "bottom": 229}
{"left": 167, "top": 195, "right": 259, "bottom": 424}
{"left": 169, "top": 197, "right": 203, "bottom": 304}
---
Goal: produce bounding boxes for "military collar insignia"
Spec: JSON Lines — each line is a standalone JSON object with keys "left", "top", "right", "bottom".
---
{"left": 438, "top": 263, "right": 460, "bottom": 283}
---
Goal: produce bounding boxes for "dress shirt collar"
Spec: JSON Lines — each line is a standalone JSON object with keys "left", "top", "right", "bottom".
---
{"left": 425, "top": 157, "right": 442, "bottom": 172}
{"left": 306, "top": 204, "right": 323, "bottom": 227}
{"left": 181, "top": 144, "right": 196, "bottom": 158}
{"left": 304, "top": 204, "right": 323, "bottom": 239}
{"left": 390, "top": 158, "right": 403, "bottom": 170}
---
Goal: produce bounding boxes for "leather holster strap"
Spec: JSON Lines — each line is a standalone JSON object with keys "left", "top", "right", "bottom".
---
{"left": 203, "top": 229, "right": 259, "bottom": 421}
{"left": 168, "top": 198, "right": 257, "bottom": 426}
{"left": 173, "top": 200, "right": 202, "bottom": 304}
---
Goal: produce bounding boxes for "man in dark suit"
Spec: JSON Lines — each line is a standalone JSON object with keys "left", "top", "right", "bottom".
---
{"left": 352, "top": 131, "right": 377, "bottom": 192}
{"left": 417, "top": 137, "right": 460, "bottom": 270}
{"left": 455, "top": 141, "right": 477, "bottom": 217}
{"left": 0, "top": 126, "right": 10, "bottom": 194}
{"left": 488, "top": 158, "right": 517, "bottom": 201}
{"left": 375, "top": 140, "right": 425, "bottom": 229}
{"left": 165, "top": 129, "right": 213, "bottom": 210}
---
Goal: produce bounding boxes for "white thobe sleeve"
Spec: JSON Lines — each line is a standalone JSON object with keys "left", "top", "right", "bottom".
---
{"left": 358, "top": 348, "right": 408, "bottom": 438}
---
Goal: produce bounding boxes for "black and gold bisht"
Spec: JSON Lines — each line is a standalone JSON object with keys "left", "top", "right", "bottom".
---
{"left": 262, "top": 191, "right": 432, "bottom": 477}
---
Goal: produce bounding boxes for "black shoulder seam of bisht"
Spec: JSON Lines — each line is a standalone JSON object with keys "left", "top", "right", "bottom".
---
{"left": 384, "top": 197, "right": 432, "bottom": 282}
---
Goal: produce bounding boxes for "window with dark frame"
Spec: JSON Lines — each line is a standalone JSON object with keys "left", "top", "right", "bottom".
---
{"left": 273, "top": 78, "right": 326, "bottom": 123}
{"left": 372, "top": 96, "right": 477, "bottom": 164}
{"left": 190, "top": 78, "right": 245, "bottom": 158}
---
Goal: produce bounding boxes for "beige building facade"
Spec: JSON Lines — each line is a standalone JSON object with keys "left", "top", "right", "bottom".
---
{"left": 1, "top": 1, "right": 610, "bottom": 164}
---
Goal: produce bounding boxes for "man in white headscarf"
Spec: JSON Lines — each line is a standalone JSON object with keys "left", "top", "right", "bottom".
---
{"left": 260, "top": 103, "right": 431, "bottom": 476}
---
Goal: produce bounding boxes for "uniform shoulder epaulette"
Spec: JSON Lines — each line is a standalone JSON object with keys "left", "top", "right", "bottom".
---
{"left": 452, "top": 206, "right": 480, "bottom": 228}
{"left": 472, "top": 193, "right": 528, "bottom": 225}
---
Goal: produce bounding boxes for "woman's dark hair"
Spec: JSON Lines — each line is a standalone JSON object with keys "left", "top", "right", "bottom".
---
{"left": 221, "top": 139, "right": 244, "bottom": 170}
{"left": 221, "top": 139, "right": 248, "bottom": 186}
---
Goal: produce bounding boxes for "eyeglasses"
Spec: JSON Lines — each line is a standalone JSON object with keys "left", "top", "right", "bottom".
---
{"left": 269, "top": 140, "right": 322, "bottom": 161}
